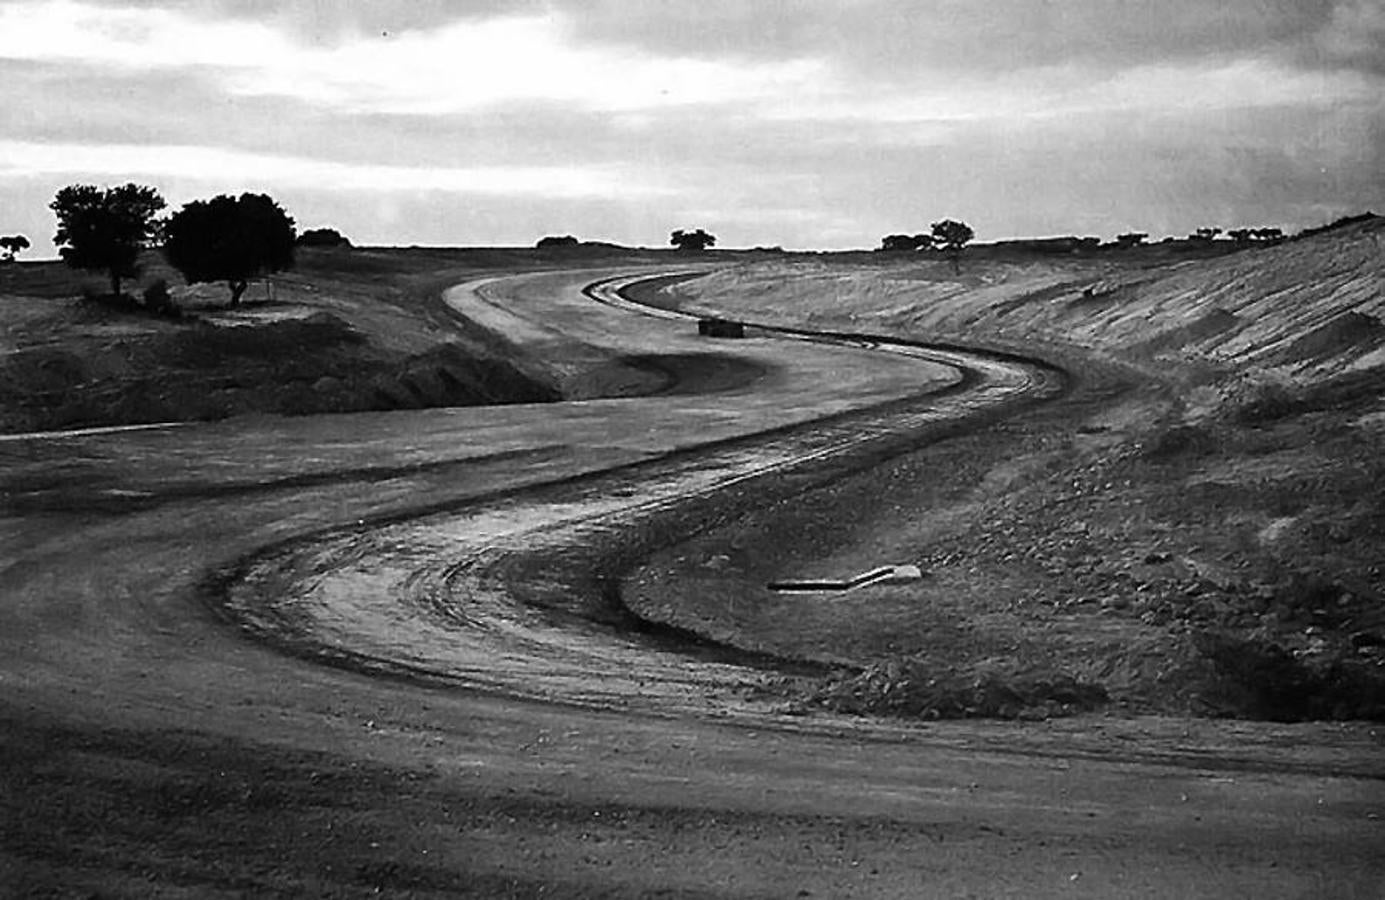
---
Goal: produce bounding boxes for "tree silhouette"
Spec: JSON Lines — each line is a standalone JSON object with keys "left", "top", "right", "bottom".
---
{"left": 50, "top": 183, "right": 165, "bottom": 298}
{"left": 879, "top": 233, "right": 934, "bottom": 252}
{"left": 1191, "top": 227, "right": 1223, "bottom": 242}
{"left": 1229, "top": 226, "right": 1285, "bottom": 246}
{"left": 296, "top": 227, "right": 351, "bottom": 248}
{"left": 930, "top": 219, "right": 975, "bottom": 273}
{"left": 670, "top": 228, "right": 716, "bottom": 252}
{"left": 164, "top": 193, "right": 296, "bottom": 305}
{"left": 0, "top": 234, "right": 29, "bottom": 263}
{"left": 1115, "top": 232, "right": 1148, "bottom": 248}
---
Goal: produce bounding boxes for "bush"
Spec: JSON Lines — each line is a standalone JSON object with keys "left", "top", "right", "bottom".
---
{"left": 142, "top": 279, "right": 178, "bottom": 317}
{"left": 297, "top": 227, "right": 352, "bottom": 248}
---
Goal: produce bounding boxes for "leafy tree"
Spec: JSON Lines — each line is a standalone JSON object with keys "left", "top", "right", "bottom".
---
{"left": 164, "top": 193, "right": 296, "bottom": 305}
{"left": 1191, "top": 227, "right": 1223, "bottom": 242}
{"left": 879, "top": 233, "right": 934, "bottom": 252}
{"left": 296, "top": 227, "right": 351, "bottom": 248}
{"left": 0, "top": 234, "right": 29, "bottom": 263}
{"left": 1115, "top": 232, "right": 1148, "bottom": 248}
{"left": 50, "top": 183, "right": 166, "bottom": 297}
{"left": 536, "top": 234, "right": 579, "bottom": 249}
{"left": 930, "top": 219, "right": 975, "bottom": 272}
{"left": 670, "top": 228, "right": 716, "bottom": 252}
{"left": 1254, "top": 227, "right": 1284, "bottom": 242}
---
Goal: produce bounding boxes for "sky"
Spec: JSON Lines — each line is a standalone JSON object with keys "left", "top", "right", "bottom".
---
{"left": 1, "top": 0, "right": 1382, "bottom": 255}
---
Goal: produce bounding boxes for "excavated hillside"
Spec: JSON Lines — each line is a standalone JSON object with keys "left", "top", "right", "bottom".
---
{"left": 679, "top": 221, "right": 1385, "bottom": 384}
{"left": 627, "top": 221, "right": 1385, "bottom": 721}
{"left": 0, "top": 249, "right": 579, "bottom": 433}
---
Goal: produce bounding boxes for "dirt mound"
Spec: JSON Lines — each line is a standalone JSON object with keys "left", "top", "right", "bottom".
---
{"left": 0, "top": 307, "right": 557, "bottom": 432}
{"left": 810, "top": 659, "right": 1107, "bottom": 720}
{"left": 1191, "top": 630, "right": 1385, "bottom": 721}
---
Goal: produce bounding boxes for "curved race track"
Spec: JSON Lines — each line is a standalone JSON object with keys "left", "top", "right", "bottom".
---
{"left": 224, "top": 271, "right": 1058, "bottom": 714}
{"left": 2, "top": 267, "right": 1382, "bottom": 898}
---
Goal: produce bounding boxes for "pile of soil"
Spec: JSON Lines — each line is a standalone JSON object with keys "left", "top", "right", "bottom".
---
{"left": 0, "top": 259, "right": 564, "bottom": 433}
{"left": 0, "top": 305, "right": 557, "bottom": 433}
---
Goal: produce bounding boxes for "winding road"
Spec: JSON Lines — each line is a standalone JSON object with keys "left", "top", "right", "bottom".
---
{"left": 2, "top": 267, "right": 1382, "bottom": 897}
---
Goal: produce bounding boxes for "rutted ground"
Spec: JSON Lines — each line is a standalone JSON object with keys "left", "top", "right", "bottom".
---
{"left": 0, "top": 247, "right": 665, "bottom": 433}
{"left": 222, "top": 279, "right": 1036, "bottom": 712}
{"left": 628, "top": 221, "right": 1385, "bottom": 721}
{"left": 3, "top": 250, "right": 1384, "bottom": 897}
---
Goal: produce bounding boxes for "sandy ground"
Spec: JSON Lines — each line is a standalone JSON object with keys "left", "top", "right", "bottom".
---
{"left": 3, "top": 264, "right": 1383, "bottom": 897}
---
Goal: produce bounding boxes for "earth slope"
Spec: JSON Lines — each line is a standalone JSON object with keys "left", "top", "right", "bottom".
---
{"left": 630, "top": 222, "right": 1385, "bottom": 721}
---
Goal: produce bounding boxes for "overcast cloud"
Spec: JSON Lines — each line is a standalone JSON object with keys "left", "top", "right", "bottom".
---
{"left": 2, "top": 0, "right": 1381, "bottom": 255}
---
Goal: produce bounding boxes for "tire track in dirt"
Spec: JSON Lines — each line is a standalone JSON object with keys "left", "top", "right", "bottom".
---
{"left": 220, "top": 271, "right": 1064, "bottom": 716}
{"left": 6, "top": 267, "right": 1384, "bottom": 897}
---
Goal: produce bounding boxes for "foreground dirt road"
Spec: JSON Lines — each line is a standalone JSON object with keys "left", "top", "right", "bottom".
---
{"left": 3, "top": 268, "right": 1382, "bottom": 898}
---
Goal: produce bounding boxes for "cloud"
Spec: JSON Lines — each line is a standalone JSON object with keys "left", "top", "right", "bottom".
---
{"left": 0, "top": 1, "right": 827, "bottom": 114}
{"left": 71, "top": 0, "right": 538, "bottom": 44}
{"left": 556, "top": 0, "right": 1362, "bottom": 77}
{"left": 4, "top": 2, "right": 1373, "bottom": 129}
{"left": 1307, "top": 0, "right": 1385, "bottom": 73}
{"left": 1, "top": 0, "right": 1379, "bottom": 258}
{"left": 0, "top": 139, "right": 673, "bottom": 197}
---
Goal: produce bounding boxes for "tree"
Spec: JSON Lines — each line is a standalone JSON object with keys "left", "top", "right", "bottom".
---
{"left": 1115, "top": 232, "right": 1148, "bottom": 248}
{"left": 878, "top": 233, "right": 934, "bottom": 252}
{"left": 670, "top": 228, "right": 716, "bottom": 252}
{"left": 0, "top": 234, "right": 29, "bottom": 263}
{"left": 296, "top": 227, "right": 351, "bottom": 248}
{"left": 50, "top": 183, "right": 166, "bottom": 298}
{"left": 164, "top": 193, "right": 296, "bottom": 305}
{"left": 930, "top": 219, "right": 974, "bottom": 273}
{"left": 1190, "top": 227, "right": 1223, "bottom": 242}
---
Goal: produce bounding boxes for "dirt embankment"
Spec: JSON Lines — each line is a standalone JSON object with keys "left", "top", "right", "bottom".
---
{"left": 0, "top": 250, "right": 579, "bottom": 433}
{"left": 0, "top": 306, "right": 559, "bottom": 432}
{"left": 628, "top": 222, "right": 1385, "bottom": 722}
{"left": 675, "top": 220, "right": 1385, "bottom": 383}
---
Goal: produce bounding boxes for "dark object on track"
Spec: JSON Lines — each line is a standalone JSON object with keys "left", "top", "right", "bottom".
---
{"left": 698, "top": 317, "right": 745, "bottom": 338}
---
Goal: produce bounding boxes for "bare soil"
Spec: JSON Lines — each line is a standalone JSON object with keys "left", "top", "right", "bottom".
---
{"left": 3, "top": 239, "right": 1384, "bottom": 897}
{"left": 628, "top": 223, "right": 1385, "bottom": 724}
{"left": 0, "top": 246, "right": 699, "bottom": 433}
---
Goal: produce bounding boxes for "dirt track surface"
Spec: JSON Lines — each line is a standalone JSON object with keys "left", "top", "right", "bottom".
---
{"left": 3, "top": 267, "right": 1383, "bottom": 897}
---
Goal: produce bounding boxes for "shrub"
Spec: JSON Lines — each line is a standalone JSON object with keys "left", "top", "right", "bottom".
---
{"left": 296, "top": 227, "right": 352, "bottom": 248}
{"left": 142, "top": 279, "right": 178, "bottom": 317}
